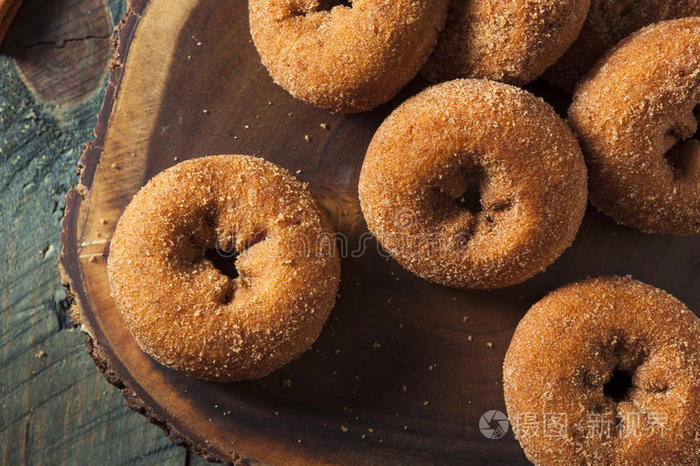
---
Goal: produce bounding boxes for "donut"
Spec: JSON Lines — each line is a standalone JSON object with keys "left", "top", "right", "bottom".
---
{"left": 358, "top": 79, "right": 588, "bottom": 290}
{"left": 248, "top": 0, "right": 448, "bottom": 113}
{"left": 504, "top": 276, "right": 700, "bottom": 465}
{"left": 544, "top": 0, "right": 700, "bottom": 92}
{"left": 421, "top": 0, "right": 590, "bottom": 85}
{"left": 107, "top": 155, "right": 341, "bottom": 381}
{"left": 568, "top": 18, "right": 700, "bottom": 235}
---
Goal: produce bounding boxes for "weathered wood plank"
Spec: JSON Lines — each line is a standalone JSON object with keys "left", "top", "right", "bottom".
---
{"left": 0, "top": 0, "right": 191, "bottom": 464}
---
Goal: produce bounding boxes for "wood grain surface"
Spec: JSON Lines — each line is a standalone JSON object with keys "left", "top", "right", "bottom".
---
{"left": 0, "top": 0, "right": 209, "bottom": 464}
{"left": 0, "top": 0, "right": 22, "bottom": 45}
{"left": 58, "top": 0, "right": 700, "bottom": 465}
{"left": 4, "top": 0, "right": 111, "bottom": 105}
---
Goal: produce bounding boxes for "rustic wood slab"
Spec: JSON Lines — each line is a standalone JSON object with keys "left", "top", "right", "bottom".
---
{"left": 59, "top": 0, "right": 700, "bottom": 464}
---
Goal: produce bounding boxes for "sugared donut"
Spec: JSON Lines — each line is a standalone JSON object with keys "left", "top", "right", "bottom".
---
{"left": 107, "top": 155, "right": 340, "bottom": 381}
{"left": 504, "top": 277, "right": 700, "bottom": 465}
{"left": 358, "top": 79, "right": 588, "bottom": 290}
{"left": 568, "top": 18, "right": 700, "bottom": 235}
{"left": 544, "top": 0, "right": 700, "bottom": 92}
{"left": 421, "top": 0, "right": 590, "bottom": 85}
{"left": 248, "top": 0, "right": 448, "bottom": 113}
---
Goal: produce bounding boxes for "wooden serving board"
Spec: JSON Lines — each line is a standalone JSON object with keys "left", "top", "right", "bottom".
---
{"left": 59, "top": 0, "right": 700, "bottom": 463}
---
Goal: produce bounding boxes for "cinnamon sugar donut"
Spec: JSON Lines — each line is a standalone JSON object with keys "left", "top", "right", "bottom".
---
{"left": 504, "top": 277, "right": 700, "bottom": 465}
{"left": 107, "top": 155, "right": 340, "bottom": 381}
{"left": 568, "top": 18, "right": 700, "bottom": 235}
{"left": 358, "top": 79, "right": 588, "bottom": 290}
{"left": 544, "top": 0, "right": 700, "bottom": 92}
{"left": 421, "top": 0, "right": 590, "bottom": 85}
{"left": 248, "top": 0, "right": 448, "bottom": 113}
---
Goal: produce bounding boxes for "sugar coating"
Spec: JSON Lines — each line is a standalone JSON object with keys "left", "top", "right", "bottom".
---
{"left": 358, "top": 79, "right": 588, "bottom": 290}
{"left": 248, "top": 0, "right": 448, "bottom": 113}
{"left": 544, "top": 0, "right": 700, "bottom": 92}
{"left": 421, "top": 0, "right": 590, "bottom": 85}
{"left": 107, "top": 155, "right": 341, "bottom": 382}
{"left": 504, "top": 276, "right": 700, "bottom": 465}
{"left": 568, "top": 18, "right": 700, "bottom": 235}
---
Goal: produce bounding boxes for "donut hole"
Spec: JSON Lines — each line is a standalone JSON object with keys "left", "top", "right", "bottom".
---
{"left": 594, "top": 335, "right": 649, "bottom": 404}
{"left": 318, "top": 0, "right": 352, "bottom": 10}
{"left": 603, "top": 369, "right": 633, "bottom": 402}
{"left": 182, "top": 208, "right": 268, "bottom": 285}
{"left": 441, "top": 164, "right": 485, "bottom": 216}
{"left": 664, "top": 104, "right": 700, "bottom": 179}
{"left": 291, "top": 0, "right": 351, "bottom": 16}
{"left": 451, "top": 169, "right": 514, "bottom": 224}
{"left": 454, "top": 176, "right": 483, "bottom": 215}
{"left": 430, "top": 163, "right": 516, "bottom": 249}
{"left": 204, "top": 230, "right": 268, "bottom": 284}
{"left": 204, "top": 247, "right": 239, "bottom": 280}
